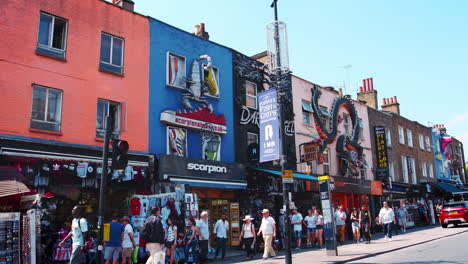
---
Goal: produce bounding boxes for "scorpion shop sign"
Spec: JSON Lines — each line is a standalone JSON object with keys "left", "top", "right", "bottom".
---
{"left": 259, "top": 89, "right": 280, "bottom": 162}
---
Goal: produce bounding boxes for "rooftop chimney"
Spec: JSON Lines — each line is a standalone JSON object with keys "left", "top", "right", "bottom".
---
{"left": 112, "top": 0, "right": 134, "bottom": 12}
{"left": 381, "top": 96, "right": 400, "bottom": 115}
{"left": 433, "top": 124, "right": 447, "bottom": 135}
{"left": 193, "top": 23, "right": 210, "bottom": 40}
{"left": 357, "top": 77, "right": 378, "bottom": 109}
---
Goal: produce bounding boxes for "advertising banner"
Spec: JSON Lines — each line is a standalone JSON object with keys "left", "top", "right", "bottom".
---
{"left": 374, "top": 126, "right": 390, "bottom": 188}
{"left": 259, "top": 89, "right": 280, "bottom": 162}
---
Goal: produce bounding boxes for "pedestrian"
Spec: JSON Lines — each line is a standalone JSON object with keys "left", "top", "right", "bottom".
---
{"left": 303, "top": 209, "right": 316, "bottom": 248}
{"left": 290, "top": 207, "right": 303, "bottom": 250}
{"left": 345, "top": 208, "right": 353, "bottom": 241}
{"left": 393, "top": 206, "right": 400, "bottom": 235}
{"left": 350, "top": 208, "right": 361, "bottom": 244}
{"left": 379, "top": 201, "right": 396, "bottom": 242}
{"left": 197, "top": 211, "right": 210, "bottom": 264}
{"left": 359, "top": 205, "right": 372, "bottom": 244}
{"left": 103, "top": 213, "right": 124, "bottom": 264}
{"left": 239, "top": 215, "right": 256, "bottom": 260}
{"left": 397, "top": 205, "right": 409, "bottom": 232}
{"left": 58, "top": 205, "right": 88, "bottom": 264}
{"left": 185, "top": 218, "right": 199, "bottom": 264}
{"left": 278, "top": 209, "right": 286, "bottom": 249}
{"left": 174, "top": 231, "right": 186, "bottom": 264}
{"left": 141, "top": 206, "right": 165, "bottom": 264}
{"left": 314, "top": 209, "right": 324, "bottom": 248}
{"left": 214, "top": 214, "right": 229, "bottom": 260}
{"left": 121, "top": 216, "right": 136, "bottom": 264}
{"left": 165, "top": 217, "right": 177, "bottom": 264}
{"left": 257, "top": 209, "right": 276, "bottom": 260}
{"left": 334, "top": 206, "right": 346, "bottom": 245}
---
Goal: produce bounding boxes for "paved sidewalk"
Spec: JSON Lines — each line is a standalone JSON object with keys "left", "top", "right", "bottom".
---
{"left": 220, "top": 224, "right": 468, "bottom": 264}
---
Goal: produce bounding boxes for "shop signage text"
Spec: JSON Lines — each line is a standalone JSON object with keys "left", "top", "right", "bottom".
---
{"left": 161, "top": 111, "right": 227, "bottom": 135}
{"left": 240, "top": 106, "right": 259, "bottom": 126}
{"left": 374, "top": 126, "right": 389, "bottom": 185}
{"left": 187, "top": 163, "right": 227, "bottom": 174}
{"left": 259, "top": 89, "right": 280, "bottom": 162}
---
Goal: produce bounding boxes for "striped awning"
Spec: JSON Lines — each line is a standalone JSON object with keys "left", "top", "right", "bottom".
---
{"left": 0, "top": 180, "right": 30, "bottom": 198}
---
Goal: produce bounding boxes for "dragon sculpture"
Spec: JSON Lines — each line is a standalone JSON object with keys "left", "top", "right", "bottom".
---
{"left": 310, "top": 84, "right": 365, "bottom": 176}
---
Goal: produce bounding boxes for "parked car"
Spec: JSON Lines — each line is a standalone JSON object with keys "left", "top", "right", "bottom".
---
{"left": 439, "top": 201, "right": 468, "bottom": 228}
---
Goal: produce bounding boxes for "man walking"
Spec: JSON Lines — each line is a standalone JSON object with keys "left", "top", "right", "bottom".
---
{"left": 359, "top": 205, "right": 372, "bottom": 244}
{"left": 141, "top": 207, "right": 165, "bottom": 264}
{"left": 397, "top": 205, "right": 409, "bottom": 232}
{"left": 257, "top": 209, "right": 276, "bottom": 260}
{"left": 197, "top": 211, "right": 210, "bottom": 264}
{"left": 290, "top": 207, "right": 303, "bottom": 250}
{"left": 379, "top": 202, "right": 396, "bottom": 241}
{"left": 121, "top": 216, "right": 136, "bottom": 264}
{"left": 334, "top": 206, "right": 346, "bottom": 245}
{"left": 104, "top": 213, "right": 124, "bottom": 264}
{"left": 58, "top": 206, "right": 88, "bottom": 264}
{"left": 214, "top": 214, "right": 229, "bottom": 260}
{"left": 303, "top": 209, "right": 316, "bottom": 248}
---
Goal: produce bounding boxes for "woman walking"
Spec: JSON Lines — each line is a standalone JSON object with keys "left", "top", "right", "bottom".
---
{"left": 165, "top": 218, "right": 177, "bottom": 264}
{"left": 239, "top": 215, "right": 256, "bottom": 260}
{"left": 350, "top": 208, "right": 361, "bottom": 243}
{"left": 184, "top": 219, "right": 199, "bottom": 264}
{"left": 314, "top": 209, "right": 324, "bottom": 248}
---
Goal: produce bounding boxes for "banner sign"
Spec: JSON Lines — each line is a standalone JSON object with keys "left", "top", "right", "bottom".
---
{"left": 374, "top": 126, "right": 389, "bottom": 183}
{"left": 259, "top": 89, "right": 280, "bottom": 162}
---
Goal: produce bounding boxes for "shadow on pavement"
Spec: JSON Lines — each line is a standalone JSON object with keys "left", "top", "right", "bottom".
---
{"left": 354, "top": 261, "right": 464, "bottom": 264}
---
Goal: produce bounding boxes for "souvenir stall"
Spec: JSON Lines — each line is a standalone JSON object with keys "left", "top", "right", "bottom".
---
{"left": 0, "top": 212, "right": 21, "bottom": 264}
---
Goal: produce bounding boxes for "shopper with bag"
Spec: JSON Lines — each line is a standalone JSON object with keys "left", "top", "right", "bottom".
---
{"left": 141, "top": 207, "right": 165, "bottom": 264}
{"left": 238, "top": 215, "right": 256, "bottom": 260}
{"left": 58, "top": 206, "right": 88, "bottom": 264}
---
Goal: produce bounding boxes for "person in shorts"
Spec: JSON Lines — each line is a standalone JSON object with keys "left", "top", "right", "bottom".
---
{"left": 104, "top": 213, "right": 124, "bottom": 264}
{"left": 398, "top": 205, "right": 409, "bottom": 232}
{"left": 121, "top": 216, "right": 136, "bottom": 264}
{"left": 303, "top": 209, "right": 316, "bottom": 248}
{"left": 350, "top": 208, "right": 361, "bottom": 243}
{"left": 290, "top": 207, "right": 303, "bottom": 250}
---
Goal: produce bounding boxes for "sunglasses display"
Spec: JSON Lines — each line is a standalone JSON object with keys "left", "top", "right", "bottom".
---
{"left": 0, "top": 213, "right": 20, "bottom": 264}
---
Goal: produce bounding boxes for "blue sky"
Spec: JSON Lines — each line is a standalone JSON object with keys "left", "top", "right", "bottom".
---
{"left": 133, "top": 0, "right": 468, "bottom": 148}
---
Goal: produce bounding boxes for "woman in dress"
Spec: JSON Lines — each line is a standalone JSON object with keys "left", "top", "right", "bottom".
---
{"left": 314, "top": 209, "right": 324, "bottom": 248}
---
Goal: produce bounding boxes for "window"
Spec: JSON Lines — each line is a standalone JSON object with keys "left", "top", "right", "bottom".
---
{"left": 245, "top": 81, "right": 257, "bottom": 109}
{"left": 398, "top": 126, "right": 405, "bottom": 144}
{"left": 323, "top": 148, "right": 330, "bottom": 175}
{"left": 429, "top": 163, "right": 434, "bottom": 178}
{"left": 319, "top": 106, "right": 331, "bottom": 130}
{"left": 401, "top": 156, "right": 409, "bottom": 183}
{"left": 100, "top": 32, "right": 124, "bottom": 75}
{"left": 407, "top": 129, "right": 413, "bottom": 147}
{"left": 247, "top": 132, "right": 258, "bottom": 145}
{"left": 302, "top": 100, "right": 313, "bottom": 125}
{"left": 360, "top": 154, "right": 366, "bottom": 179}
{"left": 37, "top": 12, "right": 67, "bottom": 59}
{"left": 419, "top": 134, "right": 424, "bottom": 150}
{"left": 343, "top": 114, "right": 350, "bottom": 135}
{"left": 425, "top": 136, "right": 431, "bottom": 152}
{"left": 167, "top": 52, "right": 186, "bottom": 88}
{"left": 358, "top": 119, "right": 364, "bottom": 140}
{"left": 389, "top": 161, "right": 395, "bottom": 181}
{"left": 436, "top": 139, "right": 441, "bottom": 153}
{"left": 409, "top": 157, "right": 417, "bottom": 184}
{"left": 96, "top": 99, "right": 121, "bottom": 138}
{"left": 422, "top": 161, "right": 427, "bottom": 178}
{"left": 202, "top": 64, "right": 220, "bottom": 98}
{"left": 385, "top": 128, "right": 392, "bottom": 147}
{"left": 30, "top": 85, "right": 62, "bottom": 132}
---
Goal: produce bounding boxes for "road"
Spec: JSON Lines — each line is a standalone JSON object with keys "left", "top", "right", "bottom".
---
{"left": 348, "top": 229, "right": 468, "bottom": 264}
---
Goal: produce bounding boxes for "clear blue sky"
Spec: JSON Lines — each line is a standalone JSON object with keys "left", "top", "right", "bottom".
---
{"left": 133, "top": 0, "right": 468, "bottom": 149}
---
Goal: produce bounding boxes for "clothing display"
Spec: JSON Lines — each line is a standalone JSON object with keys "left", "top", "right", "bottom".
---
{"left": 130, "top": 198, "right": 141, "bottom": 216}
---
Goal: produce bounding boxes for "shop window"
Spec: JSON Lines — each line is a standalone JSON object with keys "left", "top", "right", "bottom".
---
{"left": 247, "top": 132, "right": 258, "bottom": 145}
{"left": 36, "top": 12, "right": 67, "bottom": 59}
{"left": 389, "top": 161, "right": 395, "bottom": 181}
{"left": 202, "top": 64, "right": 220, "bottom": 98}
{"left": 398, "top": 126, "right": 405, "bottom": 145}
{"left": 302, "top": 100, "right": 313, "bottom": 126}
{"left": 323, "top": 148, "right": 330, "bottom": 175}
{"left": 385, "top": 128, "right": 392, "bottom": 147}
{"left": 167, "top": 126, "right": 187, "bottom": 157}
{"left": 99, "top": 32, "right": 124, "bottom": 75}
{"left": 401, "top": 156, "right": 409, "bottom": 183}
{"left": 407, "top": 129, "right": 413, "bottom": 147}
{"left": 96, "top": 99, "right": 121, "bottom": 138}
{"left": 167, "top": 52, "right": 186, "bottom": 88}
{"left": 30, "top": 85, "right": 62, "bottom": 132}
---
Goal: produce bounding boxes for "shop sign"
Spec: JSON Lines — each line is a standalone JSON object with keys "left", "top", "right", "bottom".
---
{"left": 240, "top": 106, "right": 259, "bottom": 126}
{"left": 282, "top": 169, "right": 293, "bottom": 183}
{"left": 371, "top": 180, "right": 383, "bottom": 195}
{"left": 374, "top": 126, "right": 389, "bottom": 185}
{"left": 159, "top": 154, "right": 245, "bottom": 182}
{"left": 161, "top": 110, "right": 227, "bottom": 135}
{"left": 259, "top": 89, "right": 280, "bottom": 162}
{"left": 303, "top": 143, "right": 319, "bottom": 161}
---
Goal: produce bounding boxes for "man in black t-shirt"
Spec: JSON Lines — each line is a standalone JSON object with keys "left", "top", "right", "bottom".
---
{"left": 360, "top": 205, "right": 372, "bottom": 244}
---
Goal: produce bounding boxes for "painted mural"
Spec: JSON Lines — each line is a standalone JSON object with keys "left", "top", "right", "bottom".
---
{"left": 310, "top": 85, "right": 365, "bottom": 176}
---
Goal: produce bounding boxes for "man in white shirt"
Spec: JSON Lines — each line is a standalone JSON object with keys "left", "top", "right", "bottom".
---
{"left": 58, "top": 206, "right": 88, "bottom": 264}
{"left": 214, "top": 214, "right": 229, "bottom": 260}
{"left": 197, "top": 211, "right": 210, "bottom": 264}
{"left": 379, "top": 201, "right": 396, "bottom": 241}
{"left": 121, "top": 216, "right": 136, "bottom": 264}
{"left": 257, "top": 209, "right": 276, "bottom": 260}
{"left": 290, "top": 207, "right": 303, "bottom": 250}
{"left": 303, "top": 209, "right": 316, "bottom": 248}
{"left": 334, "top": 206, "right": 346, "bottom": 245}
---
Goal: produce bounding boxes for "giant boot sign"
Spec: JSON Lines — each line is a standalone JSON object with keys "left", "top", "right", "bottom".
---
{"left": 319, "top": 177, "right": 338, "bottom": 256}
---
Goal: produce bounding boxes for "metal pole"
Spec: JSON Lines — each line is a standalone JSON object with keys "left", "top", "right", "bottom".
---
{"left": 96, "top": 115, "right": 112, "bottom": 264}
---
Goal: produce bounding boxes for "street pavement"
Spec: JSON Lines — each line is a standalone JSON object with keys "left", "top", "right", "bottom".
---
{"left": 220, "top": 224, "right": 468, "bottom": 264}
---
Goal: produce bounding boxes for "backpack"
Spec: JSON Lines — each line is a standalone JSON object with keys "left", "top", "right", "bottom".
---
{"left": 141, "top": 216, "right": 164, "bottom": 243}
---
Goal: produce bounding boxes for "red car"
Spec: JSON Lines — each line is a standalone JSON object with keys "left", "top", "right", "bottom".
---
{"left": 439, "top": 201, "right": 468, "bottom": 228}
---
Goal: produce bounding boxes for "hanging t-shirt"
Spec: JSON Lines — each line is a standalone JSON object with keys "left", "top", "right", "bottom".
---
{"left": 50, "top": 162, "right": 63, "bottom": 177}
{"left": 87, "top": 163, "right": 96, "bottom": 178}
{"left": 134, "top": 168, "right": 143, "bottom": 182}
{"left": 130, "top": 197, "right": 141, "bottom": 215}
{"left": 123, "top": 166, "right": 134, "bottom": 181}
{"left": 139, "top": 197, "right": 149, "bottom": 217}
{"left": 40, "top": 163, "right": 51, "bottom": 177}
{"left": 76, "top": 162, "right": 88, "bottom": 178}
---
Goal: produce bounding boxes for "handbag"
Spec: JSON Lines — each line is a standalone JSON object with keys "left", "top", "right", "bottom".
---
{"left": 132, "top": 246, "right": 139, "bottom": 264}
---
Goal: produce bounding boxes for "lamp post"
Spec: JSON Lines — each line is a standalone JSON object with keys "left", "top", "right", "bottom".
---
{"left": 268, "top": 1, "right": 292, "bottom": 263}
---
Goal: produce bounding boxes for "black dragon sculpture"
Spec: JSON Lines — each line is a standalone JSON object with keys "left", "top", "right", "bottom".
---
{"left": 310, "top": 84, "right": 365, "bottom": 176}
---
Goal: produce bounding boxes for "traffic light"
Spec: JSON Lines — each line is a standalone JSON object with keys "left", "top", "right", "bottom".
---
{"left": 111, "top": 140, "right": 129, "bottom": 170}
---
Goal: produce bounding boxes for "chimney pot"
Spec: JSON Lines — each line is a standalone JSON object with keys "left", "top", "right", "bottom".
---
{"left": 370, "top": 77, "right": 374, "bottom": 91}
{"left": 382, "top": 98, "right": 386, "bottom": 105}
{"left": 393, "top": 96, "right": 397, "bottom": 103}
{"left": 359, "top": 86, "right": 363, "bottom": 93}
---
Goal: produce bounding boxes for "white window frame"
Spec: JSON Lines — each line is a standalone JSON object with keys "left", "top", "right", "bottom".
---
{"left": 385, "top": 128, "right": 392, "bottom": 147}
{"left": 37, "top": 12, "right": 68, "bottom": 52}
{"left": 202, "top": 63, "right": 220, "bottom": 98}
{"left": 100, "top": 32, "right": 124, "bottom": 67}
{"left": 429, "top": 163, "right": 434, "bottom": 178}
{"left": 425, "top": 136, "right": 431, "bottom": 152}
{"left": 389, "top": 161, "right": 395, "bottom": 181}
{"left": 422, "top": 161, "right": 427, "bottom": 178}
{"left": 303, "top": 111, "right": 311, "bottom": 126}
{"left": 410, "top": 157, "right": 417, "bottom": 184}
{"left": 166, "top": 52, "right": 187, "bottom": 89}
{"left": 418, "top": 134, "right": 424, "bottom": 150}
{"left": 401, "top": 155, "right": 409, "bottom": 183}
{"left": 245, "top": 81, "right": 257, "bottom": 109}
{"left": 30, "top": 85, "right": 63, "bottom": 131}
{"left": 407, "top": 129, "right": 413, "bottom": 147}
{"left": 96, "top": 99, "right": 121, "bottom": 138}
{"left": 323, "top": 148, "right": 330, "bottom": 175}
{"left": 436, "top": 139, "right": 441, "bottom": 153}
{"left": 343, "top": 113, "right": 350, "bottom": 135}
{"left": 398, "top": 126, "right": 405, "bottom": 145}
{"left": 247, "top": 132, "right": 259, "bottom": 145}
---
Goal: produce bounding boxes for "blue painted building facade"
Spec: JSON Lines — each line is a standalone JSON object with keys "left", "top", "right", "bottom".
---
{"left": 432, "top": 126, "right": 454, "bottom": 182}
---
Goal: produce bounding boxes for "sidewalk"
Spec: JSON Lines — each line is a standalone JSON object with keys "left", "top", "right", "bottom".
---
{"left": 220, "top": 224, "right": 468, "bottom": 264}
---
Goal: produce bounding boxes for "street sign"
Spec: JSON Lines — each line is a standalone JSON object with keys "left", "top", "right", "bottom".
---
{"left": 259, "top": 89, "right": 280, "bottom": 162}
{"left": 318, "top": 175, "right": 330, "bottom": 181}
{"left": 282, "top": 169, "right": 293, "bottom": 183}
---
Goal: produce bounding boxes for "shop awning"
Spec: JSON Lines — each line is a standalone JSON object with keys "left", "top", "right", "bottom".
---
{"left": 0, "top": 166, "right": 30, "bottom": 198}
{"left": 168, "top": 177, "right": 247, "bottom": 190}
{"left": 430, "top": 181, "right": 468, "bottom": 195}
{"left": 253, "top": 168, "right": 318, "bottom": 181}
